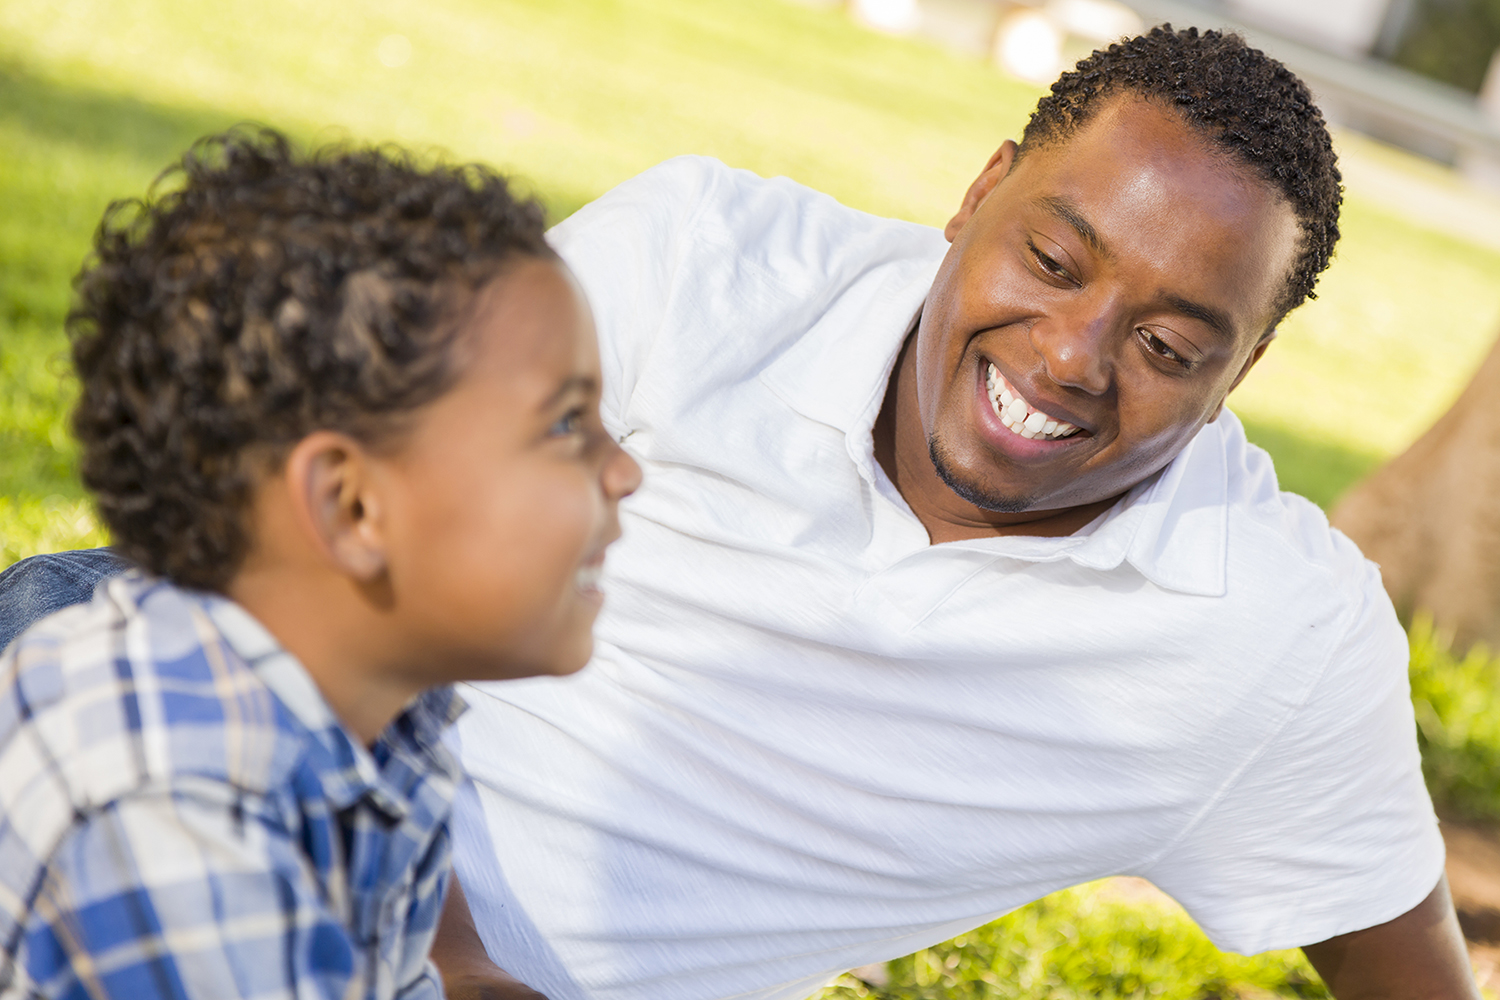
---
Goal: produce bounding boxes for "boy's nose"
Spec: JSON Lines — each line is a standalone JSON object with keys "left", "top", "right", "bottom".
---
{"left": 604, "top": 442, "right": 643, "bottom": 501}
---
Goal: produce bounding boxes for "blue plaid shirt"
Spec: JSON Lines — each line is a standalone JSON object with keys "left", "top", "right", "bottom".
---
{"left": 0, "top": 573, "right": 466, "bottom": 999}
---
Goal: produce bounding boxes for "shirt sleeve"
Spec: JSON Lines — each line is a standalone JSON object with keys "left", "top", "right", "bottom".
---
{"left": 17, "top": 783, "right": 363, "bottom": 1000}
{"left": 547, "top": 155, "right": 725, "bottom": 435}
{"left": 1143, "top": 555, "right": 1446, "bottom": 955}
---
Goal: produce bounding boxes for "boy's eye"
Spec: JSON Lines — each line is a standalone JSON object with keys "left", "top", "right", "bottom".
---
{"left": 549, "top": 408, "right": 586, "bottom": 437}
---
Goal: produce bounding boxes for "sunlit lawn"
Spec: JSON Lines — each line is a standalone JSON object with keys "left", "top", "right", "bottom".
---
{"left": 4, "top": 0, "right": 1500, "bottom": 995}
{"left": 820, "top": 882, "right": 1331, "bottom": 1000}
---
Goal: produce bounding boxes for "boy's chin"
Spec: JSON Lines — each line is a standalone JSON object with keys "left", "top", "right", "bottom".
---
{"left": 546, "top": 638, "right": 595, "bottom": 677}
{"left": 503, "top": 633, "right": 596, "bottom": 681}
{"left": 422, "top": 634, "right": 595, "bottom": 685}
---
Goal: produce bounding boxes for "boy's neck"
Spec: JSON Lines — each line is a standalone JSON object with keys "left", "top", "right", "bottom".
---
{"left": 227, "top": 566, "right": 424, "bottom": 747}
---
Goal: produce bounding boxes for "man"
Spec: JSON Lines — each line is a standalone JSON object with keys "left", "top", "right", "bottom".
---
{"left": 0, "top": 25, "right": 1481, "bottom": 1000}
{"left": 439, "top": 25, "right": 1478, "bottom": 1000}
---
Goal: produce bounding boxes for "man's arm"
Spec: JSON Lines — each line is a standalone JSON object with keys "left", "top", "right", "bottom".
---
{"left": 1301, "top": 874, "right": 1481, "bottom": 999}
{"left": 431, "top": 873, "right": 551, "bottom": 1000}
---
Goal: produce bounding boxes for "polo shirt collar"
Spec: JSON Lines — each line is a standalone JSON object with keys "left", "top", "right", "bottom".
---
{"left": 947, "top": 421, "right": 1232, "bottom": 598}
{"left": 758, "top": 247, "right": 1230, "bottom": 599}
{"left": 759, "top": 244, "right": 940, "bottom": 476}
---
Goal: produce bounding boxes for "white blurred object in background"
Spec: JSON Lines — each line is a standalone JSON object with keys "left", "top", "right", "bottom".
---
{"left": 993, "top": 9, "right": 1062, "bottom": 83}
{"left": 851, "top": 0, "right": 923, "bottom": 33}
{"left": 1049, "top": 0, "right": 1143, "bottom": 43}
{"left": 992, "top": 0, "right": 1142, "bottom": 86}
{"left": 826, "top": 0, "right": 1500, "bottom": 190}
{"left": 1223, "top": 0, "right": 1393, "bottom": 57}
{"left": 1459, "top": 51, "right": 1500, "bottom": 190}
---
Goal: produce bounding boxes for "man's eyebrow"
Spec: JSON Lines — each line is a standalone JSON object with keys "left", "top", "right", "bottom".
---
{"left": 539, "top": 375, "right": 597, "bottom": 409}
{"left": 1036, "top": 196, "right": 1109, "bottom": 259}
{"left": 1165, "top": 294, "right": 1236, "bottom": 342}
{"left": 1036, "top": 195, "right": 1238, "bottom": 342}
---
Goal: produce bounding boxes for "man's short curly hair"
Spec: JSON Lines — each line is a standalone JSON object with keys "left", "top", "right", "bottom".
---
{"left": 1020, "top": 24, "right": 1342, "bottom": 324}
{"left": 70, "top": 126, "right": 555, "bottom": 591}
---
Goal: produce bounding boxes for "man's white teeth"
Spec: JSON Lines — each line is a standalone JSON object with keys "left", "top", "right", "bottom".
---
{"left": 576, "top": 564, "right": 603, "bottom": 590}
{"left": 985, "top": 363, "right": 1080, "bottom": 441}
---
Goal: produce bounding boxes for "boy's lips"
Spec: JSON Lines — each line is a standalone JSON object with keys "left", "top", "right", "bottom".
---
{"left": 575, "top": 553, "right": 607, "bottom": 594}
{"left": 576, "top": 522, "right": 623, "bottom": 596}
{"left": 575, "top": 564, "right": 603, "bottom": 592}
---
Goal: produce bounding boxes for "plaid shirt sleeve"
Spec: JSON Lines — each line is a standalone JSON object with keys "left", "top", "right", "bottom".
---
{"left": 19, "top": 778, "right": 419, "bottom": 1000}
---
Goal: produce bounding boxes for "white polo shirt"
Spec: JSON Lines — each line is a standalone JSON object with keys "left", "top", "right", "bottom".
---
{"left": 449, "top": 156, "right": 1442, "bottom": 1000}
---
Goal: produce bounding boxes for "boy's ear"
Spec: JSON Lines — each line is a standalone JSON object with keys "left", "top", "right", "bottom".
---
{"left": 283, "top": 431, "right": 388, "bottom": 581}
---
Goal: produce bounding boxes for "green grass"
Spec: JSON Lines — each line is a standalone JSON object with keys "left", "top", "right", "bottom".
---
{"left": 816, "top": 882, "right": 1328, "bottom": 1000}
{"left": 0, "top": 0, "right": 1041, "bottom": 555}
{"left": 1410, "top": 617, "right": 1500, "bottom": 822}
{"left": 4, "top": 0, "right": 1500, "bottom": 995}
{"left": 0, "top": 495, "right": 106, "bottom": 569}
{"left": 1234, "top": 199, "right": 1500, "bottom": 481}
{"left": 5, "top": 0, "right": 1500, "bottom": 525}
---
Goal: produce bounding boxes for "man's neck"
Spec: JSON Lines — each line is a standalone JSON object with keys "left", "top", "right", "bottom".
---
{"left": 872, "top": 331, "right": 1123, "bottom": 544}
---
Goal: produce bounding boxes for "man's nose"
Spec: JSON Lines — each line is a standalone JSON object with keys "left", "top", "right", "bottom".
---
{"left": 1027, "top": 298, "right": 1118, "bottom": 394}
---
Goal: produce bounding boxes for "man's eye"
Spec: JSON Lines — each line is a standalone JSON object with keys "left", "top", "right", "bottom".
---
{"left": 1027, "top": 241, "right": 1074, "bottom": 283}
{"left": 1140, "top": 329, "right": 1193, "bottom": 371}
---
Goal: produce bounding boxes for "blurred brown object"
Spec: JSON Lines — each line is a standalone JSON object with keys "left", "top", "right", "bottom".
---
{"left": 1331, "top": 331, "right": 1500, "bottom": 653}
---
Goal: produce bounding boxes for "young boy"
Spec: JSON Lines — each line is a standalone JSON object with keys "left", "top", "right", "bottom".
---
{"left": 0, "top": 127, "right": 640, "bottom": 998}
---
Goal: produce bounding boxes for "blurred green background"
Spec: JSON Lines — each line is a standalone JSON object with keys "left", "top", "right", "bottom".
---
{"left": 5, "top": 0, "right": 1500, "bottom": 995}
{"left": 1393, "top": 0, "right": 1500, "bottom": 93}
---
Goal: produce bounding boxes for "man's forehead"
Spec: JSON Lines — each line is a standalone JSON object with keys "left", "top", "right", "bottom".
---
{"left": 1018, "top": 95, "right": 1229, "bottom": 182}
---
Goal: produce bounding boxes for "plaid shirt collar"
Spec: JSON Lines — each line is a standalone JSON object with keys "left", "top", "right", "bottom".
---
{"left": 202, "top": 594, "right": 467, "bottom": 820}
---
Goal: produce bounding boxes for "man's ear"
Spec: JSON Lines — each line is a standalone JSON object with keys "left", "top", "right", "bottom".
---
{"left": 282, "top": 431, "right": 388, "bottom": 582}
{"left": 944, "top": 140, "right": 1019, "bottom": 242}
{"left": 1209, "top": 330, "right": 1277, "bottom": 422}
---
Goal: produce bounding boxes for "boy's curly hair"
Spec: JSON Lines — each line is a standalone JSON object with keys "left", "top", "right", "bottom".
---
{"left": 1020, "top": 24, "right": 1343, "bottom": 325}
{"left": 69, "top": 126, "right": 554, "bottom": 591}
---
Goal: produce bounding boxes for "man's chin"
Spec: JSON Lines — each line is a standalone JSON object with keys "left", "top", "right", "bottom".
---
{"left": 929, "top": 437, "right": 1036, "bottom": 514}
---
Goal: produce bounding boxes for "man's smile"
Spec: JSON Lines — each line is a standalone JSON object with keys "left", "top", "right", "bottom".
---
{"left": 968, "top": 355, "right": 1096, "bottom": 469}
{"left": 984, "top": 362, "right": 1082, "bottom": 441}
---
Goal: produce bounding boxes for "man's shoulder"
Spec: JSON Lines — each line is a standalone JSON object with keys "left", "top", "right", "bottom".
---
{"left": 550, "top": 157, "right": 948, "bottom": 430}
{"left": 554, "top": 155, "right": 947, "bottom": 291}
{"left": 1214, "top": 418, "right": 1368, "bottom": 575}
{"left": 1206, "top": 415, "right": 1388, "bottom": 637}
{"left": 0, "top": 576, "right": 302, "bottom": 841}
